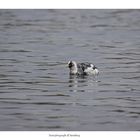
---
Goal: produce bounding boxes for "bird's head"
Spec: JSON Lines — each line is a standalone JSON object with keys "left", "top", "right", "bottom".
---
{"left": 68, "top": 61, "right": 77, "bottom": 68}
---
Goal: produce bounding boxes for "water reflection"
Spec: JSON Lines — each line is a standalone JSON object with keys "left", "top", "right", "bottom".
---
{"left": 69, "top": 75, "right": 84, "bottom": 93}
{"left": 68, "top": 74, "right": 98, "bottom": 93}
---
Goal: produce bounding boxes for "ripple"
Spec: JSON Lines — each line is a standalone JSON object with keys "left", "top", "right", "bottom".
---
{"left": 112, "top": 109, "right": 125, "bottom": 113}
{"left": 97, "top": 121, "right": 116, "bottom": 125}
{"left": 29, "top": 93, "right": 70, "bottom": 97}
{"left": 0, "top": 49, "right": 31, "bottom": 52}
{"left": 0, "top": 101, "right": 71, "bottom": 106}
{"left": 0, "top": 98, "right": 31, "bottom": 101}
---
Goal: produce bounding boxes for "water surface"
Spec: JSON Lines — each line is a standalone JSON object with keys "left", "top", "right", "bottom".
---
{"left": 0, "top": 10, "right": 140, "bottom": 130}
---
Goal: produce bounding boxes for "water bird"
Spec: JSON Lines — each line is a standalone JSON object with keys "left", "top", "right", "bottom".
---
{"left": 68, "top": 61, "right": 99, "bottom": 75}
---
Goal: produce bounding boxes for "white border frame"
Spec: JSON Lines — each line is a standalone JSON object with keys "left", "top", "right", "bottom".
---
{"left": 0, "top": 1, "right": 140, "bottom": 139}
{"left": 0, "top": 0, "right": 140, "bottom": 9}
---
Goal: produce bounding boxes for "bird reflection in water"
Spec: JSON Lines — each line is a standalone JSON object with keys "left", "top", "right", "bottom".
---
{"left": 68, "top": 74, "right": 88, "bottom": 93}
{"left": 68, "top": 74, "right": 99, "bottom": 93}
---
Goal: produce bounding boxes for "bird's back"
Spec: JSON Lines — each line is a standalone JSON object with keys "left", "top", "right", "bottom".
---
{"left": 77, "top": 62, "right": 99, "bottom": 75}
{"left": 77, "top": 62, "right": 92, "bottom": 75}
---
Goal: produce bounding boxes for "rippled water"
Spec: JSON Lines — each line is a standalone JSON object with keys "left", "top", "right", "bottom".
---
{"left": 0, "top": 9, "right": 140, "bottom": 130}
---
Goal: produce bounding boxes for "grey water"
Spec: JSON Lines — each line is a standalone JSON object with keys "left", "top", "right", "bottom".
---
{"left": 0, "top": 9, "right": 140, "bottom": 131}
